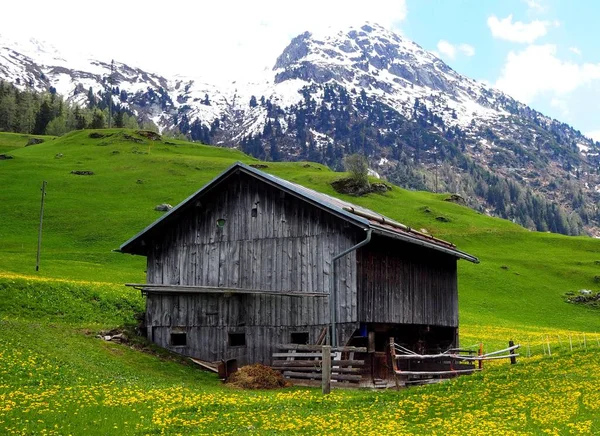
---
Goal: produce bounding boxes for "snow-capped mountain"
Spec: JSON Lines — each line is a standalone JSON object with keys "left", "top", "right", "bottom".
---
{"left": 1, "top": 24, "right": 600, "bottom": 235}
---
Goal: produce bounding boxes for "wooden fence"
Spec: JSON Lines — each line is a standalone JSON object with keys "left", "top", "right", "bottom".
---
{"left": 390, "top": 338, "right": 519, "bottom": 385}
{"left": 272, "top": 344, "right": 367, "bottom": 394}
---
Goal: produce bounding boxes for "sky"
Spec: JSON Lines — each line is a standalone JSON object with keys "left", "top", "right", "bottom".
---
{"left": 2, "top": 0, "right": 599, "bottom": 140}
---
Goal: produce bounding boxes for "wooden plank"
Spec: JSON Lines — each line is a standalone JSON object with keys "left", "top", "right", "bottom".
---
{"left": 272, "top": 366, "right": 362, "bottom": 374}
{"left": 273, "top": 352, "right": 324, "bottom": 358}
{"left": 127, "top": 284, "right": 328, "bottom": 298}
{"left": 284, "top": 371, "right": 362, "bottom": 382}
{"left": 273, "top": 359, "right": 364, "bottom": 366}
{"left": 276, "top": 344, "right": 367, "bottom": 352}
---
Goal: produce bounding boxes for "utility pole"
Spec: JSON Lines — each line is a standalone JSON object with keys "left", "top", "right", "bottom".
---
{"left": 36, "top": 181, "right": 47, "bottom": 272}
{"left": 434, "top": 145, "right": 438, "bottom": 193}
{"left": 108, "top": 60, "right": 114, "bottom": 129}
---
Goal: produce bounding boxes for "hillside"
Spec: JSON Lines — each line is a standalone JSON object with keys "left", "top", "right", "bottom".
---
{"left": 2, "top": 25, "right": 600, "bottom": 236}
{"left": 1, "top": 129, "right": 599, "bottom": 332}
{"left": 1, "top": 129, "right": 600, "bottom": 434}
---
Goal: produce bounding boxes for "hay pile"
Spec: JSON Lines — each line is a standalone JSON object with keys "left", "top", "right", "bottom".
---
{"left": 227, "top": 364, "right": 291, "bottom": 389}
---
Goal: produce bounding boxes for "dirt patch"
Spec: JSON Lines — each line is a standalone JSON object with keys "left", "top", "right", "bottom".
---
{"left": 444, "top": 194, "right": 467, "bottom": 206}
{"left": 71, "top": 170, "right": 95, "bottom": 176}
{"left": 123, "top": 134, "right": 144, "bottom": 143}
{"left": 227, "top": 364, "right": 291, "bottom": 389}
{"left": 89, "top": 132, "right": 112, "bottom": 139}
{"left": 26, "top": 138, "right": 44, "bottom": 146}
{"left": 331, "top": 178, "right": 391, "bottom": 196}
{"left": 136, "top": 130, "right": 162, "bottom": 141}
{"left": 250, "top": 164, "right": 269, "bottom": 169}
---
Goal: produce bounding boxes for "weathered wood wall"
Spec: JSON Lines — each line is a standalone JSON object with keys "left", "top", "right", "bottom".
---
{"left": 144, "top": 172, "right": 362, "bottom": 362}
{"left": 146, "top": 293, "right": 358, "bottom": 364}
{"left": 357, "top": 235, "right": 458, "bottom": 327}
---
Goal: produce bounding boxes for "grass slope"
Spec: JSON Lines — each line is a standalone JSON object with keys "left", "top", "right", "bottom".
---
{"left": 1, "top": 129, "right": 600, "bottom": 434}
{"left": 0, "top": 132, "right": 55, "bottom": 154}
{"left": 0, "top": 128, "right": 598, "bottom": 334}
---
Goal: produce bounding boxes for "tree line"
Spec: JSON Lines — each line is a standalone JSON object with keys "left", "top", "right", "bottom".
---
{"left": 0, "top": 81, "right": 145, "bottom": 136}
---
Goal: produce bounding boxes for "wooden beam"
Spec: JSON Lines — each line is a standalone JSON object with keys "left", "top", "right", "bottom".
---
{"left": 272, "top": 366, "right": 362, "bottom": 374}
{"left": 285, "top": 371, "right": 362, "bottom": 382}
{"left": 277, "top": 344, "right": 367, "bottom": 352}
{"left": 126, "top": 283, "right": 328, "bottom": 298}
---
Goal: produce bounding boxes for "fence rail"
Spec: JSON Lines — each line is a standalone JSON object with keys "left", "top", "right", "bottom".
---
{"left": 272, "top": 344, "right": 367, "bottom": 393}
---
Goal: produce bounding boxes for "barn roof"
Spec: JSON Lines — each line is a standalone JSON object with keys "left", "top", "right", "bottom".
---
{"left": 119, "top": 162, "right": 479, "bottom": 263}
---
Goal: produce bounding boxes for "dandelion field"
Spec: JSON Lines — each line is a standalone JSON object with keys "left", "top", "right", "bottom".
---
{"left": 1, "top": 130, "right": 600, "bottom": 434}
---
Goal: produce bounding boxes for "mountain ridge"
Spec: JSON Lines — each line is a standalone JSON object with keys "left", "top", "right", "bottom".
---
{"left": 1, "top": 24, "right": 599, "bottom": 235}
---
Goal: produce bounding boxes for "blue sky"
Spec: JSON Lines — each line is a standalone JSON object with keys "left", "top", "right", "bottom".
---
{"left": 400, "top": 0, "right": 600, "bottom": 140}
{"left": 3, "top": 0, "right": 599, "bottom": 139}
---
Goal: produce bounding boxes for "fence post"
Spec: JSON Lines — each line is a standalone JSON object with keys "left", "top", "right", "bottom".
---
{"left": 509, "top": 340, "right": 517, "bottom": 365}
{"left": 322, "top": 345, "right": 331, "bottom": 395}
{"left": 478, "top": 343, "right": 483, "bottom": 370}
{"left": 569, "top": 335, "right": 573, "bottom": 352}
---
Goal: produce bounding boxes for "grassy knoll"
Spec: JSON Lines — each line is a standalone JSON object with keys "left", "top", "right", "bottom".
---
{"left": 1, "top": 129, "right": 600, "bottom": 434}
{"left": 0, "top": 132, "right": 55, "bottom": 154}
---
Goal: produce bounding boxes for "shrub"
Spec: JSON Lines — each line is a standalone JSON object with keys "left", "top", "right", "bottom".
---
{"left": 344, "top": 154, "right": 370, "bottom": 189}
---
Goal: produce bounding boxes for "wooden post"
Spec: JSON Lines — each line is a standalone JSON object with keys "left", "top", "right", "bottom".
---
{"left": 322, "top": 345, "right": 331, "bottom": 395}
{"left": 368, "top": 331, "right": 375, "bottom": 353}
{"left": 478, "top": 342, "right": 483, "bottom": 370}
{"left": 509, "top": 340, "right": 517, "bottom": 365}
{"left": 569, "top": 335, "right": 573, "bottom": 352}
{"left": 546, "top": 336, "right": 552, "bottom": 357}
{"left": 389, "top": 337, "right": 399, "bottom": 390}
{"left": 36, "top": 181, "right": 47, "bottom": 272}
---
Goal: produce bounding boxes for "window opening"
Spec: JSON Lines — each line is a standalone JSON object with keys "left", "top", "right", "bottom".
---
{"left": 290, "top": 332, "right": 309, "bottom": 345}
{"left": 228, "top": 332, "right": 246, "bottom": 347}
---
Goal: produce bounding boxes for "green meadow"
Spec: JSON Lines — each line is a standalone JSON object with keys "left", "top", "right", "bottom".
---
{"left": 0, "top": 129, "right": 599, "bottom": 434}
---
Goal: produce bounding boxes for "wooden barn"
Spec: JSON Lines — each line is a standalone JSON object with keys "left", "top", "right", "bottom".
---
{"left": 119, "top": 162, "right": 478, "bottom": 383}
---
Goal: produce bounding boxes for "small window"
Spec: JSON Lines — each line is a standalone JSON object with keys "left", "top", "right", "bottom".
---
{"left": 251, "top": 207, "right": 258, "bottom": 218}
{"left": 291, "top": 332, "right": 309, "bottom": 345}
{"left": 228, "top": 332, "right": 246, "bottom": 347}
{"left": 170, "top": 331, "right": 187, "bottom": 346}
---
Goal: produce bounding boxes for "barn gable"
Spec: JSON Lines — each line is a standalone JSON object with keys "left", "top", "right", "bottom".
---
{"left": 119, "top": 162, "right": 478, "bottom": 264}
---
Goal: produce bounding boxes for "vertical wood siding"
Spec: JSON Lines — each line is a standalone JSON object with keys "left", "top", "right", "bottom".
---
{"left": 144, "top": 172, "right": 361, "bottom": 363}
{"left": 357, "top": 236, "right": 458, "bottom": 327}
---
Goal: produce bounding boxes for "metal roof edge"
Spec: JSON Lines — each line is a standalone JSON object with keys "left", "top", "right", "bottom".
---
{"left": 371, "top": 225, "right": 480, "bottom": 264}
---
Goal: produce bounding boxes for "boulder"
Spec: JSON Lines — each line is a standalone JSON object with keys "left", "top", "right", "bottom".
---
{"left": 155, "top": 203, "right": 173, "bottom": 212}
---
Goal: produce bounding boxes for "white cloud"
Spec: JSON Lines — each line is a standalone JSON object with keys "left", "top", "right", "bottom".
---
{"left": 569, "top": 47, "right": 582, "bottom": 56}
{"left": 495, "top": 44, "right": 600, "bottom": 103}
{"left": 487, "top": 15, "right": 554, "bottom": 44}
{"left": 436, "top": 40, "right": 475, "bottom": 60}
{"left": 437, "top": 40, "right": 456, "bottom": 59}
{"left": 0, "top": 0, "right": 408, "bottom": 82}
{"left": 459, "top": 44, "right": 476, "bottom": 57}
{"left": 523, "top": 0, "right": 546, "bottom": 12}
